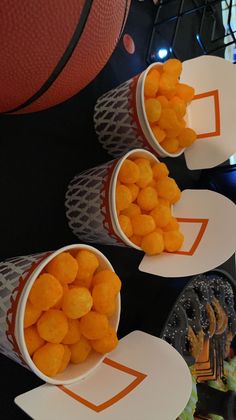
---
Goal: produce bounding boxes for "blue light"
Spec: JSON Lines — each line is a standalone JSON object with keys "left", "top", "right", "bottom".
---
{"left": 157, "top": 48, "right": 168, "bottom": 59}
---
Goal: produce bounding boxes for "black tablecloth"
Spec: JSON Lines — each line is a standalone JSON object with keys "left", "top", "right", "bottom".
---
{"left": 0, "top": 1, "right": 233, "bottom": 418}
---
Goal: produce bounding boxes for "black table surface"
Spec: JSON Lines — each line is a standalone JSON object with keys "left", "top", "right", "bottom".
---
{"left": 0, "top": 1, "right": 234, "bottom": 418}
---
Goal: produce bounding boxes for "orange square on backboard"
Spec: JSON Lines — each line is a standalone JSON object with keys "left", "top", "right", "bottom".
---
{"left": 173, "top": 218, "right": 209, "bottom": 256}
{"left": 59, "top": 358, "right": 147, "bottom": 413}
{"left": 192, "top": 90, "right": 220, "bottom": 139}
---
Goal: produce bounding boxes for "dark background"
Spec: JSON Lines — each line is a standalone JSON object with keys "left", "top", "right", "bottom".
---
{"left": 0, "top": 1, "right": 235, "bottom": 418}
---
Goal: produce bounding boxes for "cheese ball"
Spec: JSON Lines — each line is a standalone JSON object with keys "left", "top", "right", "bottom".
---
{"left": 137, "top": 186, "right": 158, "bottom": 211}
{"left": 80, "top": 311, "right": 109, "bottom": 340}
{"left": 156, "top": 177, "right": 179, "bottom": 202}
{"left": 91, "top": 326, "right": 118, "bottom": 354}
{"left": 150, "top": 204, "right": 171, "bottom": 228}
{"left": 33, "top": 343, "right": 65, "bottom": 377}
{"left": 46, "top": 252, "right": 78, "bottom": 285}
{"left": 131, "top": 214, "right": 156, "bottom": 236}
{"left": 133, "top": 158, "right": 153, "bottom": 189}
{"left": 92, "top": 282, "right": 116, "bottom": 315}
{"left": 161, "top": 137, "right": 180, "bottom": 154}
{"left": 152, "top": 162, "right": 169, "bottom": 181}
{"left": 118, "top": 214, "right": 133, "bottom": 238}
{"left": 58, "top": 345, "right": 71, "bottom": 373}
{"left": 70, "top": 336, "right": 92, "bottom": 364}
{"left": 141, "top": 231, "right": 164, "bottom": 255}
{"left": 145, "top": 98, "right": 162, "bottom": 123}
{"left": 176, "top": 83, "right": 195, "bottom": 102}
{"left": 74, "top": 250, "right": 99, "bottom": 286}
{"left": 151, "top": 125, "right": 166, "bottom": 144}
{"left": 37, "top": 309, "right": 68, "bottom": 344}
{"left": 62, "top": 319, "right": 81, "bottom": 345}
{"left": 144, "top": 69, "right": 160, "bottom": 97}
{"left": 118, "top": 159, "right": 140, "bottom": 184}
{"left": 116, "top": 184, "right": 133, "bottom": 212}
{"left": 29, "top": 273, "right": 63, "bottom": 311}
{"left": 24, "top": 301, "right": 42, "bottom": 328}
{"left": 164, "top": 230, "right": 184, "bottom": 252}
{"left": 24, "top": 325, "right": 45, "bottom": 356}
{"left": 62, "top": 287, "right": 93, "bottom": 319}
{"left": 92, "top": 270, "right": 121, "bottom": 294}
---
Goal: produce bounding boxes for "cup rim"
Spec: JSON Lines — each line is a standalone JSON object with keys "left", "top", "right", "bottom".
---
{"left": 15, "top": 244, "right": 121, "bottom": 385}
{"left": 109, "top": 148, "right": 161, "bottom": 251}
{"left": 137, "top": 62, "right": 185, "bottom": 158}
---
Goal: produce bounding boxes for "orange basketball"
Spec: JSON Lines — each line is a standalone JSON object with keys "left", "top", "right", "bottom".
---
{"left": 0, "top": 0, "right": 130, "bottom": 113}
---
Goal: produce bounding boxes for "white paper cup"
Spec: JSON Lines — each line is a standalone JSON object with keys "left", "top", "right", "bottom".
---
{"left": 94, "top": 63, "right": 185, "bottom": 158}
{"left": 65, "top": 148, "right": 161, "bottom": 250}
{"left": 0, "top": 244, "right": 120, "bottom": 385}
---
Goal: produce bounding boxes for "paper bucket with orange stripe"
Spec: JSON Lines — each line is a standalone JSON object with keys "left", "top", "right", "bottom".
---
{"left": 0, "top": 244, "right": 120, "bottom": 385}
{"left": 94, "top": 56, "right": 236, "bottom": 170}
{"left": 65, "top": 149, "right": 161, "bottom": 248}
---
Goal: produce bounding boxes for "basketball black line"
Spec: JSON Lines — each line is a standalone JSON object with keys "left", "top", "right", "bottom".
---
{"left": 5, "top": 0, "right": 94, "bottom": 113}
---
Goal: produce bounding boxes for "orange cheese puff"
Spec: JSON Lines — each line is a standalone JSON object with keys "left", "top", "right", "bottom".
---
{"left": 121, "top": 203, "right": 141, "bottom": 219}
{"left": 145, "top": 98, "right": 162, "bottom": 123}
{"left": 158, "top": 198, "right": 170, "bottom": 207}
{"left": 133, "top": 158, "right": 153, "bottom": 188}
{"left": 170, "top": 187, "right": 181, "bottom": 204}
{"left": 126, "top": 183, "right": 140, "bottom": 202}
{"left": 130, "top": 235, "right": 142, "bottom": 247}
{"left": 176, "top": 83, "right": 195, "bottom": 102}
{"left": 118, "top": 214, "right": 133, "bottom": 238}
{"left": 106, "top": 300, "right": 117, "bottom": 317}
{"left": 150, "top": 204, "right": 171, "bottom": 228}
{"left": 29, "top": 273, "right": 63, "bottom": 311}
{"left": 165, "top": 125, "right": 182, "bottom": 138}
{"left": 33, "top": 343, "right": 64, "bottom": 377}
{"left": 158, "top": 108, "right": 179, "bottom": 130}
{"left": 131, "top": 214, "right": 156, "bottom": 236}
{"left": 169, "top": 96, "right": 186, "bottom": 118}
{"left": 37, "top": 309, "right": 68, "bottom": 344}
{"left": 92, "top": 282, "right": 116, "bottom": 315}
{"left": 24, "top": 325, "right": 45, "bottom": 356}
{"left": 141, "top": 231, "right": 164, "bottom": 255}
{"left": 161, "top": 137, "right": 180, "bottom": 154}
{"left": 74, "top": 249, "right": 99, "bottom": 285}
{"left": 116, "top": 184, "right": 132, "bottom": 212}
{"left": 80, "top": 311, "right": 109, "bottom": 340}
{"left": 62, "top": 287, "right": 93, "bottom": 319}
{"left": 70, "top": 336, "right": 92, "bottom": 364}
{"left": 46, "top": 252, "right": 78, "bottom": 285}
{"left": 155, "top": 227, "right": 164, "bottom": 236}
{"left": 159, "top": 73, "right": 177, "bottom": 95}
{"left": 163, "top": 217, "right": 180, "bottom": 232}
{"left": 152, "top": 162, "right": 169, "bottom": 181}
{"left": 72, "top": 275, "right": 93, "bottom": 289}
{"left": 163, "top": 58, "right": 182, "bottom": 77}
{"left": 91, "top": 326, "right": 118, "bottom": 354}
{"left": 118, "top": 159, "right": 140, "bottom": 184}
{"left": 151, "top": 125, "right": 166, "bottom": 144}
{"left": 178, "top": 127, "right": 197, "bottom": 148}
{"left": 24, "top": 301, "right": 42, "bottom": 328}
{"left": 144, "top": 69, "right": 160, "bottom": 97}
{"left": 164, "top": 230, "right": 184, "bottom": 252}
{"left": 148, "top": 179, "right": 157, "bottom": 188}
{"left": 137, "top": 186, "right": 158, "bottom": 211}
{"left": 156, "top": 177, "right": 179, "bottom": 202}
{"left": 156, "top": 95, "right": 169, "bottom": 108}
{"left": 165, "top": 89, "right": 177, "bottom": 100}
{"left": 58, "top": 345, "right": 71, "bottom": 373}
{"left": 92, "top": 270, "right": 121, "bottom": 294}
{"left": 62, "top": 319, "right": 81, "bottom": 345}
{"left": 53, "top": 284, "right": 69, "bottom": 309}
